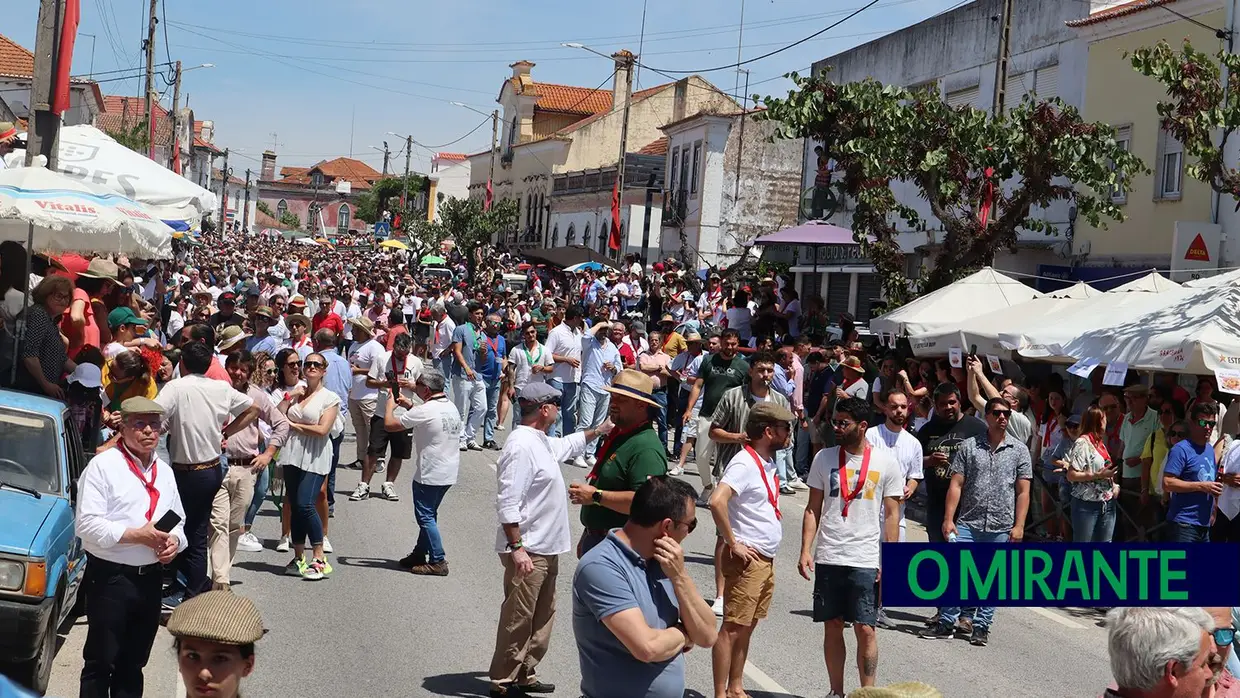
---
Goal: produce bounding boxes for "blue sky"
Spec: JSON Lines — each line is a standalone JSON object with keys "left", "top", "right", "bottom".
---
{"left": 10, "top": 0, "right": 963, "bottom": 173}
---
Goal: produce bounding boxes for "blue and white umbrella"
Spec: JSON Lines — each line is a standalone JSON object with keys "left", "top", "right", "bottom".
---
{"left": 565, "top": 261, "right": 607, "bottom": 273}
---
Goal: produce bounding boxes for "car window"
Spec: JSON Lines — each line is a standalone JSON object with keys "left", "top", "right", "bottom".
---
{"left": 63, "top": 413, "right": 86, "bottom": 485}
{"left": 0, "top": 408, "right": 61, "bottom": 495}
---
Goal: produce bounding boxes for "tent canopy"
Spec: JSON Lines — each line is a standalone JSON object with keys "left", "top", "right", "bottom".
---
{"left": 1110, "top": 270, "right": 1181, "bottom": 293}
{"left": 522, "top": 245, "right": 620, "bottom": 270}
{"left": 908, "top": 296, "right": 1085, "bottom": 358}
{"left": 750, "top": 221, "right": 858, "bottom": 246}
{"left": 1001, "top": 288, "right": 1193, "bottom": 360}
{"left": 1047, "top": 281, "right": 1101, "bottom": 299}
{"left": 869, "top": 267, "right": 1042, "bottom": 337}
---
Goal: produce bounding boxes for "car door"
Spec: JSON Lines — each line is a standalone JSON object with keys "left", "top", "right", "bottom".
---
{"left": 60, "top": 415, "right": 87, "bottom": 618}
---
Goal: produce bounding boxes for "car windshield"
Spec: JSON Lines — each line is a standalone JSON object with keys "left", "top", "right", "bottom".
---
{"left": 0, "top": 408, "right": 60, "bottom": 495}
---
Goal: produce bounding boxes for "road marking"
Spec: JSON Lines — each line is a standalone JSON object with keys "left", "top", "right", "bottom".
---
{"left": 1027, "top": 606, "right": 1087, "bottom": 629}
{"left": 743, "top": 660, "right": 793, "bottom": 695}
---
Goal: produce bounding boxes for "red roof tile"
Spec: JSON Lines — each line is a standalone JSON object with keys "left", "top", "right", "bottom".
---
{"left": 531, "top": 82, "right": 613, "bottom": 115}
{"left": 95, "top": 95, "right": 172, "bottom": 146}
{"left": 1066, "top": 0, "right": 1178, "bottom": 26}
{"left": 276, "top": 158, "right": 382, "bottom": 191}
{"left": 553, "top": 82, "right": 675, "bottom": 137}
{"left": 436, "top": 152, "right": 467, "bottom": 161}
{"left": 0, "top": 34, "right": 35, "bottom": 78}
{"left": 637, "top": 136, "right": 668, "bottom": 156}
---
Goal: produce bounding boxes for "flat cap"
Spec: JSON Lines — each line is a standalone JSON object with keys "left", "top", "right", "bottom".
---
{"left": 746, "top": 401, "right": 795, "bottom": 428}
{"left": 167, "top": 590, "right": 264, "bottom": 645}
{"left": 518, "top": 382, "right": 561, "bottom": 405}
{"left": 120, "top": 396, "right": 164, "bottom": 416}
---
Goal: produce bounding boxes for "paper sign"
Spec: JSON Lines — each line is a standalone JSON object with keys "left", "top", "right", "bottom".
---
{"left": 986, "top": 355, "right": 1003, "bottom": 374}
{"left": 948, "top": 347, "right": 963, "bottom": 369}
{"left": 1067, "top": 357, "right": 1101, "bottom": 379}
{"left": 1216, "top": 368, "right": 1240, "bottom": 395}
{"left": 1102, "top": 362, "right": 1129, "bottom": 387}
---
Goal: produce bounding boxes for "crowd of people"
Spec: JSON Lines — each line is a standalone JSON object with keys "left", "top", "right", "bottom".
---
{"left": 0, "top": 225, "right": 1238, "bottom": 698}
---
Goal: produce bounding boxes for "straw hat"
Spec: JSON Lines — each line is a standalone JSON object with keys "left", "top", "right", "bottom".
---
{"left": 604, "top": 369, "right": 660, "bottom": 407}
{"left": 848, "top": 682, "right": 942, "bottom": 698}
{"left": 78, "top": 258, "right": 121, "bottom": 285}
{"left": 217, "top": 325, "right": 251, "bottom": 352}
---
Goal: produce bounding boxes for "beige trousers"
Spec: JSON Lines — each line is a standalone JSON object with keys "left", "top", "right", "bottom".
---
{"left": 488, "top": 552, "right": 559, "bottom": 688}
{"left": 697, "top": 414, "right": 718, "bottom": 489}
{"left": 209, "top": 464, "right": 256, "bottom": 585}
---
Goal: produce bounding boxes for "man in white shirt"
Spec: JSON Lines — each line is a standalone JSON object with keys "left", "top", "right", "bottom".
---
{"left": 154, "top": 341, "right": 258, "bottom": 602}
{"left": 345, "top": 317, "right": 383, "bottom": 470}
{"left": 708, "top": 401, "right": 794, "bottom": 698}
{"left": 352, "top": 331, "right": 422, "bottom": 502}
{"left": 383, "top": 367, "right": 462, "bottom": 576}
{"left": 545, "top": 306, "right": 585, "bottom": 439}
{"left": 76, "top": 397, "right": 188, "bottom": 697}
{"left": 488, "top": 383, "right": 612, "bottom": 697}
{"left": 800, "top": 396, "right": 902, "bottom": 698}
{"left": 507, "top": 320, "right": 554, "bottom": 428}
{"left": 430, "top": 302, "right": 457, "bottom": 399}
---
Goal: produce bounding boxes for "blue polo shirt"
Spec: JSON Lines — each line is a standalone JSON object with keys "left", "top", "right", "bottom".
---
{"left": 573, "top": 530, "right": 684, "bottom": 698}
{"left": 1163, "top": 439, "right": 1217, "bottom": 528}
{"left": 450, "top": 322, "right": 479, "bottom": 377}
{"left": 479, "top": 332, "right": 505, "bottom": 382}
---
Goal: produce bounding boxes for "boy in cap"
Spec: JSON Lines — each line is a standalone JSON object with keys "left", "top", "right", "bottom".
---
{"left": 167, "top": 590, "right": 264, "bottom": 698}
{"left": 103, "top": 306, "right": 153, "bottom": 360}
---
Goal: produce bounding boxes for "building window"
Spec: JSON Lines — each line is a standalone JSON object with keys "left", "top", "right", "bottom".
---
{"left": 1156, "top": 128, "right": 1183, "bottom": 200}
{"left": 690, "top": 141, "right": 702, "bottom": 196}
{"left": 566, "top": 224, "right": 576, "bottom": 246}
{"left": 669, "top": 147, "right": 680, "bottom": 195}
{"left": 601, "top": 221, "right": 609, "bottom": 253}
{"left": 337, "top": 204, "right": 350, "bottom": 234}
{"left": 583, "top": 222, "right": 592, "bottom": 249}
{"left": 508, "top": 116, "right": 518, "bottom": 153}
{"left": 311, "top": 171, "right": 324, "bottom": 188}
{"left": 679, "top": 147, "right": 690, "bottom": 194}
{"left": 552, "top": 224, "right": 559, "bottom": 247}
{"left": 945, "top": 85, "right": 980, "bottom": 109}
{"left": 276, "top": 199, "right": 288, "bottom": 218}
{"left": 1109, "top": 125, "right": 1132, "bottom": 204}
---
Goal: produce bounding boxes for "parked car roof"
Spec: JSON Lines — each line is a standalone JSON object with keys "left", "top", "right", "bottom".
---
{"left": 0, "top": 389, "right": 66, "bottom": 418}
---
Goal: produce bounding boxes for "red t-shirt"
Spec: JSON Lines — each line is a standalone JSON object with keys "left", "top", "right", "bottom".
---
{"left": 618, "top": 342, "right": 636, "bottom": 367}
{"left": 312, "top": 311, "right": 344, "bottom": 337}
{"left": 61, "top": 288, "right": 100, "bottom": 359}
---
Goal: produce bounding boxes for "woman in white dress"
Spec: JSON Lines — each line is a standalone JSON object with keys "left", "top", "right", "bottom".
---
{"left": 276, "top": 352, "right": 341, "bottom": 580}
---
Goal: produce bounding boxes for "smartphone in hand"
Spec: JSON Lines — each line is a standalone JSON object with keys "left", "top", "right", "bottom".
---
{"left": 154, "top": 509, "right": 181, "bottom": 533}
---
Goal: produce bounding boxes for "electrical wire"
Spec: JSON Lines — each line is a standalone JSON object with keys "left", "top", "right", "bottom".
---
{"left": 414, "top": 115, "right": 492, "bottom": 150}
{"left": 639, "top": 0, "right": 881, "bottom": 74}
{"left": 73, "top": 60, "right": 175, "bottom": 78}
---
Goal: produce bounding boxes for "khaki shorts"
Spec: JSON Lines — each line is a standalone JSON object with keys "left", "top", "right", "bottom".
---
{"left": 721, "top": 547, "right": 775, "bottom": 626}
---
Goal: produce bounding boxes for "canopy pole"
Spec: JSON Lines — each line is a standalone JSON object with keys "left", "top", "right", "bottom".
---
{"left": 11, "top": 221, "right": 33, "bottom": 386}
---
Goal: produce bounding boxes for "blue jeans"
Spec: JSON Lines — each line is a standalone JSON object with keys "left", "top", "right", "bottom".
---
{"left": 775, "top": 446, "right": 793, "bottom": 483}
{"left": 245, "top": 464, "right": 269, "bottom": 527}
{"left": 483, "top": 376, "right": 502, "bottom": 443}
{"left": 1071, "top": 498, "right": 1116, "bottom": 543}
{"left": 1167, "top": 521, "right": 1211, "bottom": 542}
{"left": 328, "top": 433, "right": 343, "bottom": 511}
{"left": 451, "top": 374, "right": 487, "bottom": 444}
{"left": 284, "top": 465, "right": 326, "bottom": 549}
{"left": 412, "top": 481, "right": 452, "bottom": 563}
{"left": 938, "top": 524, "right": 1009, "bottom": 631}
{"left": 651, "top": 389, "right": 668, "bottom": 451}
{"left": 577, "top": 385, "right": 611, "bottom": 453}
{"left": 436, "top": 355, "right": 454, "bottom": 400}
{"left": 795, "top": 425, "right": 813, "bottom": 478}
{"left": 548, "top": 379, "right": 579, "bottom": 438}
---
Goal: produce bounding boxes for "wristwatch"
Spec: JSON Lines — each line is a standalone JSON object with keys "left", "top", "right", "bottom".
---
{"left": 591, "top": 489, "right": 603, "bottom": 505}
{"left": 505, "top": 539, "right": 523, "bottom": 552}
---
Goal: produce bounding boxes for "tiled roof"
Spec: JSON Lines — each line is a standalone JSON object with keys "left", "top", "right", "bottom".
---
{"left": 436, "top": 152, "right": 467, "bottom": 161}
{"left": 1066, "top": 0, "right": 1178, "bottom": 26}
{"left": 553, "top": 82, "right": 674, "bottom": 137}
{"left": 212, "top": 167, "right": 246, "bottom": 186}
{"left": 531, "top": 82, "right": 613, "bottom": 115}
{"left": 254, "top": 210, "right": 280, "bottom": 228}
{"left": 276, "top": 157, "right": 382, "bottom": 191}
{"left": 95, "top": 95, "right": 172, "bottom": 146}
{"left": 280, "top": 166, "right": 309, "bottom": 178}
{"left": 101, "top": 95, "right": 167, "bottom": 118}
{"left": 637, "top": 136, "right": 668, "bottom": 156}
{"left": 0, "top": 34, "right": 35, "bottom": 78}
{"left": 193, "top": 135, "right": 221, "bottom": 153}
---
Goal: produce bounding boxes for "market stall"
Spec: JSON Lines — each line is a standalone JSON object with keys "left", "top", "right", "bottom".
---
{"left": 869, "top": 266, "right": 1042, "bottom": 338}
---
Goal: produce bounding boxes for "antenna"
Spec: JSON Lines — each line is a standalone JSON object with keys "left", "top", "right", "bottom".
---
{"left": 269, "top": 132, "right": 283, "bottom": 151}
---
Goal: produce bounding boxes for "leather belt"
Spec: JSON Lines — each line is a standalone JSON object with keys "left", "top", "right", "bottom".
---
{"left": 172, "top": 460, "right": 220, "bottom": 471}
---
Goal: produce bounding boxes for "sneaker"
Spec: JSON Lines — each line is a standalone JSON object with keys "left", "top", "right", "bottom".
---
{"left": 301, "top": 558, "right": 326, "bottom": 581}
{"left": 923, "top": 611, "right": 940, "bottom": 627}
{"left": 399, "top": 550, "right": 426, "bottom": 569}
{"left": 711, "top": 596, "right": 724, "bottom": 617}
{"left": 969, "top": 626, "right": 990, "bottom": 647}
{"left": 322, "top": 537, "right": 333, "bottom": 554}
{"left": 275, "top": 535, "right": 290, "bottom": 553}
{"left": 409, "top": 561, "right": 449, "bottom": 576}
{"left": 161, "top": 591, "right": 184, "bottom": 611}
{"left": 318, "top": 558, "right": 334, "bottom": 575}
{"left": 697, "top": 484, "right": 714, "bottom": 506}
{"left": 779, "top": 483, "right": 796, "bottom": 495}
{"left": 920, "top": 622, "right": 955, "bottom": 640}
{"left": 468, "top": 440, "right": 483, "bottom": 451}
{"left": 482, "top": 440, "right": 499, "bottom": 450}
{"left": 585, "top": 455, "right": 597, "bottom": 468}
{"left": 668, "top": 466, "right": 684, "bottom": 476}
{"left": 789, "top": 477, "right": 809, "bottom": 491}
{"left": 374, "top": 457, "right": 386, "bottom": 474}
{"left": 460, "top": 443, "right": 469, "bottom": 452}
{"left": 348, "top": 482, "right": 370, "bottom": 501}
{"left": 572, "top": 456, "right": 588, "bottom": 469}
{"left": 957, "top": 616, "right": 974, "bottom": 637}
{"left": 496, "top": 423, "right": 506, "bottom": 431}
{"left": 284, "top": 557, "right": 306, "bottom": 577}
{"left": 236, "top": 531, "right": 263, "bottom": 552}
{"left": 875, "top": 608, "right": 897, "bottom": 630}
{"left": 380, "top": 482, "right": 399, "bottom": 501}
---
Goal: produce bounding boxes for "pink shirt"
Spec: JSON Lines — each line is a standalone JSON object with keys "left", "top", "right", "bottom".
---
{"left": 790, "top": 354, "right": 804, "bottom": 412}
{"left": 61, "top": 288, "right": 100, "bottom": 358}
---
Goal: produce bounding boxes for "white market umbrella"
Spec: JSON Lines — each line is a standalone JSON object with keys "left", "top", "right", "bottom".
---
{"left": 869, "top": 267, "right": 1042, "bottom": 337}
{"left": 1047, "top": 281, "right": 1101, "bottom": 299}
{"left": 294, "top": 237, "right": 320, "bottom": 246}
{"left": 0, "top": 166, "right": 173, "bottom": 259}
{"left": 1184, "top": 267, "right": 1240, "bottom": 289}
{"left": 908, "top": 295, "right": 1086, "bottom": 358}
{"left": 1110, "top": 270, "right": 1181, "bottom": 293}
{"left": 1000, "top": 289, "right": 1190, "bottom": 361}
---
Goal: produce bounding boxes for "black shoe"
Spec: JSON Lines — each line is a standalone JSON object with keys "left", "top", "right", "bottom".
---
{"left": 920, "top": 622, "right": 955, "bottom": 639}
{"left": 489, "top": 685, "right": 529, "bottom": 697}
{"left": 517, "top": 680, "right": 555, "bottom": 694}
{"left": 969, "top": 626, "right": 989, "bottom": 646}
{"left": 398, "top": 550, "right": 426, "bottom": 569}
{"left": 483, "top": 440, "right": 499, "bottom": 450}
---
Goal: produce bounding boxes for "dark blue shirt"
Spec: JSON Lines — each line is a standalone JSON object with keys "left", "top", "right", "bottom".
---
{"left": 1163, "top": 439, "right": 1217, "bottom": 528}
{"left": 479, "top": 332, "right": 506, "bottom": 382}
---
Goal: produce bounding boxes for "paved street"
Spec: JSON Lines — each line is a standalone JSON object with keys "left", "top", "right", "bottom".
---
{"left": 47, "top": 426, "right": 1114, "bottom": 698}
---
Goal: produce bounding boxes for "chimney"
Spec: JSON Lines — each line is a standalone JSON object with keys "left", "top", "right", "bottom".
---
{"left": 612, "top": 50, "right": 634, "bottom": 114}
{"left": 673, "top": 78, "right": 689, "bottom": 123}
{"left": 510, "top": 60, "right": 534, "bottom": 80}
{"left": 259, "top": 149, "right": 276, "bottom": 182}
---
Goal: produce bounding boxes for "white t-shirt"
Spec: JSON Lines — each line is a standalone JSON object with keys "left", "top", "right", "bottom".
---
{"left": 719, "top": 448, "right": 783, "bottom": 559}
{"left": 431, "top": 316, "right": 456, "bottom": 359}
{"left": 509, "top": 341, "right": 553, "bottom": 391}
{"left": 865, "top": 423, "right": 925, "bottom": 540}
{"left": 103, "top": 342, "right": 128, "bottom": 361}
{"left": 348, "top": 338, "right": 384, "bottom": 403}
{"left": 368, "top": 350, "right": 423, "bottom": 406}
{"left": 398, "top": 396, "right": 463, "bottom": 486}
{"left": 545, "top": 323, "right": 583, "bottom": 383}
{"left": 154, "top": 374, "right": 254, "bottom": 464}
{"left": 806, "top": 445, "right": 903, "bottom": 569}
{"left": 784, "top": 298, "right": 801, "bottom": 336}
{"left": 842, "top": 377, "right": 870, "bottom": 401}
{"left": 725, "top": 307, "right": 752, "bottom": 340}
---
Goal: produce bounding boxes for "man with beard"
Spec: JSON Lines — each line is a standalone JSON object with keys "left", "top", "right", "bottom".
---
{"left": 683, "top": 329, "right": 750, "bottom": 494}
{"left": 352, "top": 332, "right": 422, "bottom": 502}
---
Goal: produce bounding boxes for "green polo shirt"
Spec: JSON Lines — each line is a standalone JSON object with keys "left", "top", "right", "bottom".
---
{"left": 583, "top": 424, "right": 668, "bottom": 531}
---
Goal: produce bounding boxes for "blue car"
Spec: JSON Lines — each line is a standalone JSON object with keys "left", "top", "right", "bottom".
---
{"left": 0, "top": 389, "right": 89, "bottom": 694}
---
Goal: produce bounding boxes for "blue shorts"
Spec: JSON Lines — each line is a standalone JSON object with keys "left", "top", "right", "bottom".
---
{"left": 813, "top": 564, "right": 878, "bottom": 626}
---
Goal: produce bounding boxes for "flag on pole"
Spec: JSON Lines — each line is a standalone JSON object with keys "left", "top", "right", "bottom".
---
{"left": 608, "top": 177, "right": 622, "bottom": 251}
{"left": 171, "top": 139, "right": 182, "bottom": 174}
{"left": 484, "top": 178, "right": 493, "bottom": 212}
{"left": 51, "top": 0, "right": 80, "bottom": 115}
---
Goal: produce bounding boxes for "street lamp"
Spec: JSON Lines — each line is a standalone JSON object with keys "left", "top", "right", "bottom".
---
{"left": 449, "top": 101, "right": 491, "bottom": 119}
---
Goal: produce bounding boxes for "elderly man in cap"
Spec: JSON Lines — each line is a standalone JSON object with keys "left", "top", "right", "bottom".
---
{"left": 489, "top": 382, "right": 612, "bottom": 697}
{"left": 209, "top": 291, "right": 244, "bottom": 331}
{"left": 76, "top": 397, "right": 188, "bottom": 698}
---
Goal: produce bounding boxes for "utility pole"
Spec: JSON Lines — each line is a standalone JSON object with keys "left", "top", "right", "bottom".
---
{"left": 26, "top": 0, "right": 67, "bottom": 168}
{"left": 991, "top": 0, "right": 1014, "bottom": 116}
{"left": 734, "top": 69, "right": 750, "bottom": 201}
{"left": 489, "top": 109, "right": 499, "bottom": 199}
{"left": 639, "top": 171, "right": 656, "bottom": 268}
{"left": 144, "top": 0, "right": 158, "bottom": 160}
{"left": 218, "top": 149, "right": 230, "bottom": 234}
{"left": 614, "top": 51, "right": 635, "bottom": 260}
{"left": 381, "top": 140, "right": 390, "bottom": 177}
{"left": 242, "top": 169, "right": 252, "bottom": 233}
{"left": 401, "top": 135, "right": 412, "bottom": 214}
{"left": 168, "top": 60, "right": 181, "bottom": 171}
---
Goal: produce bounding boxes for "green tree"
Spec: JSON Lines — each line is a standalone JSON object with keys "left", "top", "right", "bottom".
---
{"left": 409, "top": 196, "right": 518, "bottom": 273}
{"left": 355, "top": 174, "right": 428, "bottom": 225}
{"left": 278, "top": 211, "right": 302, "bottom": 231}
{"left": 104, "top": 119, "right": 149, "bottom": 154}
{"left": 256, "top": 201, "right": 274, "bottom": 217}
{"left": 1129, "top": 40, "right": 1240, "bottom": 199}
{"left": 758, "top": 73, "right": 1146, "bottom": 306}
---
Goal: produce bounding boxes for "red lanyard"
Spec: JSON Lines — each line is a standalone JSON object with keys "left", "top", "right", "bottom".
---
{"left": 118, "top": 443, "right": 160, "bottom": 522}
{"left": 485, "top": 336, "right": 499, "bottom": 357}
{"left": 392, "top": 355, "right": 407, "bottom": 378}
{"left": 838, "top": 445, "right": 872, "bottom": 519}
{"left": 744, "top": 445, "right": 781, "bottom": 520}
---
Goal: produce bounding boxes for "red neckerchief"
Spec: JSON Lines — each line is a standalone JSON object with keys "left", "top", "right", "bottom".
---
{"left": 118, "top": 442, "right": 160, "bottom": 522}
{"left": 392, "top": 353, "right": 407, "bottom": 377}
{"left": 485, "top": 335, "right": 499, "bottom": 357}
{"left": 841, "top": 375, "right": 861, "bottom": 390}
{"left": 1087, "top": 433, "right": 1111, "bottom": 465}
{"left": 838, "top": 444, "right": 872, "bottom": 519}
{"left": 743, "top": 445, "right": 781, "bottom": 519}
{"left": 588, "top": 422, "right": 645, "bottom": 483}
{"left": 1042, "top": 419, "right": 1057, "bottom": 449}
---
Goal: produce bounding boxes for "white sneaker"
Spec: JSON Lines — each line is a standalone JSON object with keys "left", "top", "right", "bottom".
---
{"left": 496, "top": 423, "right": 506, "bottom": 431}
{"left": 236, "top": 531, "right": 262, "bottom": 552}
{"left": 711, "top": 596, "right": 724, "bottom": 617}
{"left": 374, "top": 457, "right": 386, "bottom": 474}
{"left": 586, "top": 455, "right": 597, "bottom": 468}
{"left": 460, "top": 442, "right": 469, "bottom": 452}
{"left": 275, "top": 535, "right": 290, "bottom": 553}
{"left": 668, "top": 466, "right": 684, "bottom": 476}
{"left": 790, "top": 477, "right": 809, "bottom": 491}
{"left": 322, "top": 537, "right": 334, "bottom": 554}
{"left": 348, "top": 482, "right": 370, "bottom": 501}
{"left": 380, "top": 482, "right": 399, "bottom": 501}
{"left": 572, "top": 455, "right": 588, "bottom": 469}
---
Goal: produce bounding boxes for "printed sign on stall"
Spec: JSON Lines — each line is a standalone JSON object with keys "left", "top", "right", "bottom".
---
{"left": 1216, "top": 368, "right": 1240, "bottom": 395}
{"left": 1067, "top": 357, "right": 1101, "bottom": 380}
{"left": 948, "top": 347, "right": 963, "bottom": 369}
{"left": 986, "top": 355, "right": 1003, "bottom": 375}
{"left": 1102, "top": 362, "right": 1129, "bottom": 387}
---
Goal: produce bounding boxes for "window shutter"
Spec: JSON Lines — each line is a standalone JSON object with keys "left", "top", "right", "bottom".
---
{"left": 1035, "top": 65, "right": 1059, "bottom": 101}
{"left": 946, "top": 86, "right": 979, "bottom": 108}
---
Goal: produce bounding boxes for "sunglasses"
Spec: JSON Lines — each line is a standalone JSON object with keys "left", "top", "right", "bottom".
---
{"left": 303, "top": 361, "right": 326, "bottom": 370}
{"left": 830, "top": 419, "right": 855, "bottom": 428}
{"left": 989, "top": 409, "right": 1012, "bottom": 418}
{"left": 265, "top": 368, "right": 278, "bottom": 375}
{"left": 1215, "top": 627, "right": 1236, "bottom": 647}
{"left": 675, "top": 517, "right": 698, "bottom": 533}
{"left": 1198, "top": 419, "right": 1217, "bottom": 428}
{"left": 284, "top": 363, "right": 300, "bottom": 370}
{"left": 1168, "top": 430, "right": 1187, "bottom": 438}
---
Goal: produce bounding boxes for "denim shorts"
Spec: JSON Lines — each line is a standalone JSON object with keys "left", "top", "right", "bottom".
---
{"left": 813, "top": 564, "right": 878, "bottom": 625}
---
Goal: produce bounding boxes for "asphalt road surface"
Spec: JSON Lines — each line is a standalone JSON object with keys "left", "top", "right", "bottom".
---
{"left": 46, "top": 423, "right": 1113, "bottom": 698}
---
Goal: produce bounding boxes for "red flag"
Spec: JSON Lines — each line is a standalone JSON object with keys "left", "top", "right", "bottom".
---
{"left": 171, "top": 139, "right": 182, "bottom": 174}
{"left": 979, "top": 166, "right": 995, "bottom": 228}
{"left": 608, "top": 177, "right": 622, "bottom": 251}
{"left": 51, "top": 0, "right": 80, "bottom": 115}
{"left": 484, "top": 178, "right": 493, "bottom": 212}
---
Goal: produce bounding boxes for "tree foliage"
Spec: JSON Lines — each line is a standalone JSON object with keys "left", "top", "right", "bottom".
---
{"left": 409, "top": 196, "right": 518, "bottom": 273}
{"left": 355, "top": 174, "right": 428, "bottom": 224}
{"left": 104, "top": 119, "right": 149, "bottom": 154}
{"left": 278, "top": 211, "right": 302, "bottom": 231}
{"left": 758, "top": 73, "right": 1146, "bottom": 305}
{"left": 256, "top": 200, "right": 274, "bottom": 217}
{"left": 1129, "top": 40, "right": 1240, "bottom": 199}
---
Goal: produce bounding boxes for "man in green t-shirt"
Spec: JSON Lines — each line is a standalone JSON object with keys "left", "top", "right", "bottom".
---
{"left": 568, "top": 369, "right": 668, "bottom": 557}
{"left": 530, "top": 298, "right": 553, "bottom": 343}
{"left": 682, "top": 328, "right": 750, "bottom": 491}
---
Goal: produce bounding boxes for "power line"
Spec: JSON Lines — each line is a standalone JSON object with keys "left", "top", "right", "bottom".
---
{"left": 414, "top": 115, "right": 492, "bottom": 150}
